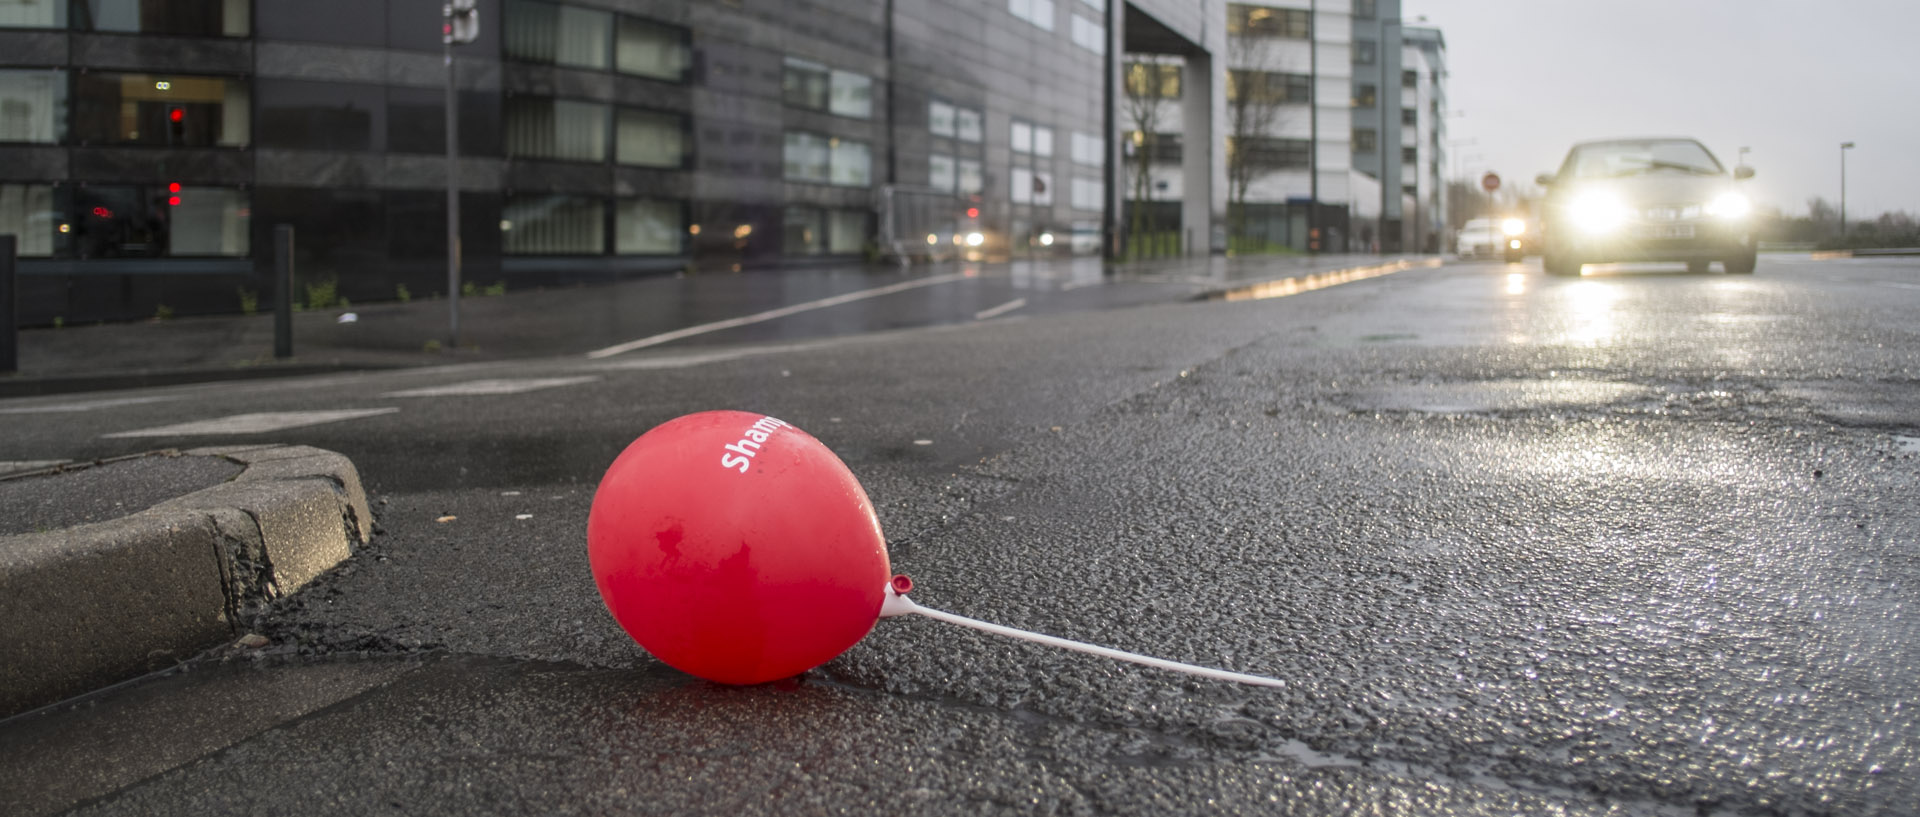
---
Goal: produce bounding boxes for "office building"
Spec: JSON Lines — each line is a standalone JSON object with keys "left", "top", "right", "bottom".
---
{"left": 0, "top": 0, "right": 1225, "bottom": 324}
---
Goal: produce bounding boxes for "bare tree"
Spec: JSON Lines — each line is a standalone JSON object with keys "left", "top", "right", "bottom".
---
{"left": 1121, "top": 58, "right": 1177, "bottom": 246}
{"left": 1224, "top": 35, "right": 1292, "bottom": 247}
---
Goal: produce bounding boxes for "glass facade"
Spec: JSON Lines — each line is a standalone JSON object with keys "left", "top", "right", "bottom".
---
{"left": 71, "top": 73, "right": 249, "bottom": 147}
{"left": 505, "top": 0, "right": 612, "bottom": 69}
{"left": 0, "top": 70, "right": 65, "bottom": 143}
{"left": 75, "top": 0, "right": 250, "bottom": 36}
{"left": 503, "top": 195, "right": 604, "bottom": 254}
{"left": 506, "top": 98, "right": 609, "bottom": 162}
{"left": 615, "top": 108, "right": 686, "bottom": 168}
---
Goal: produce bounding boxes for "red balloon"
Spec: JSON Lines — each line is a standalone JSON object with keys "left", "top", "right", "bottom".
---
{"left": 587, "top": 411, "right": 890, "bottom": 684}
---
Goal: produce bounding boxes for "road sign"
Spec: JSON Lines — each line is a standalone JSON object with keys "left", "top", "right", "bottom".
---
{"left": 1481, "top": 172, "right": 1501, "bottom": 193}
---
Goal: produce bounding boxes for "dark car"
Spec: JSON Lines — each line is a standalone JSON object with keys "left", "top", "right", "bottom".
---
{"left": 1535, "top": 137, "right": 1757, "bottom": 276}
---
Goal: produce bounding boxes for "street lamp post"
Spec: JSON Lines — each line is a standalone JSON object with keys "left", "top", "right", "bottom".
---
{"left": 1839, "top": 142, "right": 1854, "bottom": 240}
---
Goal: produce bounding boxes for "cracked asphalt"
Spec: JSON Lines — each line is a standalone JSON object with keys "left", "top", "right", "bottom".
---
{"left": 2, "top": 255, "right": 1916, "bottom": 816}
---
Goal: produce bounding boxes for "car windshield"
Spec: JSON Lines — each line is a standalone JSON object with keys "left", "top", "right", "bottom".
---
{"left": 1562, "top": 140, "right": 1725, "bottom": 179}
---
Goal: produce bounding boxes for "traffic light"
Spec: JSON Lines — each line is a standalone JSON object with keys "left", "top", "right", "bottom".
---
{"left": 445, "top": 0, "right": 479, "bottom": 44}
{"left": 167, "top": 106, "right": 185, "bottom": 144}
{"left": 167, "top": 182, "right": 181, "bottom": 206}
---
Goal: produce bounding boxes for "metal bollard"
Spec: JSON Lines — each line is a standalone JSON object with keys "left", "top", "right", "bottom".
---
{"left": 274, "top": 225, "right": 293, "bottom": 359}
{"left": 1, "top": 234, "right": 16, "bottom": 374}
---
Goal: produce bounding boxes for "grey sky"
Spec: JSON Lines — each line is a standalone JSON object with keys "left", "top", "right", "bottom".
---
{"left": 1399, "top": 0, "right": 1919, "bottom": 218}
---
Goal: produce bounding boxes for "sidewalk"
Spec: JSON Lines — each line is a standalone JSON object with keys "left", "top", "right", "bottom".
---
{"left": 3, "top": 253, "right": 1437, "bottom": 398}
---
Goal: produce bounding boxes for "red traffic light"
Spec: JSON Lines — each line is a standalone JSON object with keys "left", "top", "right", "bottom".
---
{"left": 167, "top": 195, "right": 181, "bottom": 206}
{"left": 167, "top": 182, "right": 181, "bottom": 193}
{"left": 168, "top": 107, "right": 184, "bottom": 123}
{"left": 965, "top": 207, "right": 979, "bottom": 219}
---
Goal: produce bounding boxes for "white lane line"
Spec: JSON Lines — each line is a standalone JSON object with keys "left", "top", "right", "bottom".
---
{"left": 103, "top": 408, "right": 400, "bottom": 438}
{"left": 0, "top": 395, "right": 182, "bottom": 415}
{"left": 974, "top": 297, "right": 1028, "bottom": 320}
{"left": 0, "top": 460, "right": 69, "bottom": 475}
{"left": 1884, "top": 282, "right": 1920, "bottom": 291}
{"left": 585, "top": 272, "right": 973, "bottom": 359}
{"left": 382, "top": 376, "right": 599, "bottom": 398}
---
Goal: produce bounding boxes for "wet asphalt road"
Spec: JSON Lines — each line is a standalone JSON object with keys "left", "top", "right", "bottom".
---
{"left": 2, "top": 255, "right": 1917, "bottom": 815}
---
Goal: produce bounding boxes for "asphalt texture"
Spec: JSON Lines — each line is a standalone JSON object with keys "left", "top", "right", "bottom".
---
{"left": 0, "top": 454, "right": 241, "bottom": 536}
{"left": 1, "top": 254, "right": 1916, "bottom": 816}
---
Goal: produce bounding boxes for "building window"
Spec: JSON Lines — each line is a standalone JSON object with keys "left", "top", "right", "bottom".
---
{"left": 929, "top": 101, "right": 955, "bottom": 138}
{"left": 1401, "top": 108, "right": 1417, "bottom": 126}
{"left": 783, "top": 131, "right": 828, "bottom": 182}
{"left": 783, "top": 206, "right": 824, "bottom": 255}
{"left": 829, "top": 70, "right": 872, "bottom": 119}
{"left": 503, "top": 195, "right": 604, "bottom": 254}
{"left": 1124, "top": 62, "right": 1181, "bottom": 99}
{"left": 506, "top": 97, "right": 609, "bottom": 162}
{"left": 71, "top": 73, "right": 248, "bottom": 147}
{"left": 830, "top": 137, "right": 871, "bottom": 186}
{"left": 1402, "top": 69, "right": 1418, "bottom": 88}
{"left": 1231, "top": 136, "right": 1309, "bottom": 169}
{"left": 1010, "top": 167, "right": 1032, "bottom": 204}
{"left": 1353, "top": 39, "right": 1377, "bottom": 65}
{"left": 0, "top": 0, "right": 64, "bottom": 27}
{"left": 1070, "top": 177, "right": 1101, "bottom": 211}
{"left": 1402, "top": 146, "right": 1418, "bottom": 165}
{"left": 1229, "top": 70, "right": 1310, "bottom": 104}
{"left": 73, "top": 0, "right": 249, "bottom": 37}
{"left": 784, "top": 131, "right": 869, "bottom": 186}
{"left": 615, "top": 198, "right": 682, "bottom": 254}
{"left": 0, "top": 184, "right": 57, "bottom": 256}
{"left": 504, "top": 0, "right": 611, "bottom": 70}
{"left": 615, "top": 108, "right": 686, "bottom": 167}
{"left": 929, "top": 153, "right": 956, "bottom": 191}
{"left": 958, "top": 159, "right": 983, "bottom": 194}
{"left": 1353, "top": 0, "right": 1376, "bottom": 20}
{"left": 1353, "top": 84, "right": 1376, "bottom": 108}
{"left": 1008, "top": 0, "right": 1055, "bottom": 32}
{"left": 956, "top": 108, "right": 983, "bottom": 142}
{"left": 1070, "top": 14, "right": 1104, "bottom": 54}
{"left": 1070, "top": 131, "right": 1101, "bottom": 166}
{"left": 1226, "top": 4, "right": 1309, "bottom": 38}
{"left": 1128, "top": 131, "right": 1181, "bottom": 163}
{"left": 783, "top": 58, "right": 829, "bottom": 111}
{"left": 1011, "top": 120, "right": 1032, "bottom": 154}
{"left": 169, "top": 186, "right": 250, "bottom": 255}
{"left": 829, "top": 209, "right": 866, "bottom": 254}
{"left": 0, "top": 69, "right": 66, "bottom": 144}
{"left": 616, "top": 16, "right": 690, "bottom": 81}
{"left": 1352, "top": 128, "right": 1377, "bottom": 153}
{"left": 60, "top": 184, "right": 249, "bottom": 258}
{"left": 1033, "top": 125, "right": 1053, "bottom": 157}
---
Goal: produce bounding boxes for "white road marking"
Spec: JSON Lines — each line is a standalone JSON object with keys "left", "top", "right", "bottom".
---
{"left": 381, "top": 376, "right": 599, "bottom": 398}
{"left": 0, "top": 395, "right": 181, "bottom": 415}
{"left": 1884, "top": 282, "right": 1920, "bottom": 291}
{"left": 585, "top": 272, "right": 972, "bottom": 359}
{"left": 103, "top": 408, "right": 400, "bottom": 438}
{"left": 974, "top": 298, "right": 1028, "bottom": 320}
{"left": 0, "top": 460, "right": 69, "bottom": 475}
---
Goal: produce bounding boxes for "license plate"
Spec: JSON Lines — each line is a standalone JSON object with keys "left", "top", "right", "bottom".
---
{"left": 1636, "top": 224, "right": 1694, "bottom": 239}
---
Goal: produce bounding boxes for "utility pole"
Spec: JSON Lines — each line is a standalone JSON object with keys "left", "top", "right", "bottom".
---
{"left": 444, "top": 0, "right": 479, "bottom": 348}
{"left": 1839, "top": 141, "right": 1854, "bottom": 239}
{"left": 1307, "top": 0, "right": 1318, "bottom": 254}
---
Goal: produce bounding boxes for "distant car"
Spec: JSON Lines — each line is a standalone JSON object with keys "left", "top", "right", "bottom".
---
{"left": 1535, "top": 137, "right": 1757, "bottom": 276}
{"left": 1456, "top": 217, "right": 1528, "bottom": 262}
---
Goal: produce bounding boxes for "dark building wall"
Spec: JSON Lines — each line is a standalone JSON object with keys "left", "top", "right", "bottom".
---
{"left": 1, "top": 0, "right": 1149, "bottom": 324}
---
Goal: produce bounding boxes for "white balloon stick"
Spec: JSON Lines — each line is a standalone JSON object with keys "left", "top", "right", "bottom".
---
{"left": 878, "top": 579, "right": 1285, "bottom": 688}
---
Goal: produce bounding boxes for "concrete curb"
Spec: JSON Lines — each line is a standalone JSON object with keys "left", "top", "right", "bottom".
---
{"left": 1195, "top": 257, "right": 1447, "bottom": 302}
{"left": 0, "top": 445, "right": 371, "bottom": 719}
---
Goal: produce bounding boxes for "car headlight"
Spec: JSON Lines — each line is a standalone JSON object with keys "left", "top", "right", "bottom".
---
{"left": 1570, "top": 191, "right": 1630, "bottom": 234}
{"left": 1501, "top": 218, "right": 1526, "bottom": 237}
{"left": 1706, "top": 192, "right": 1751, "bottom": 219}
{"left": 965, "top": 231, "right": 985, "bottom": 247}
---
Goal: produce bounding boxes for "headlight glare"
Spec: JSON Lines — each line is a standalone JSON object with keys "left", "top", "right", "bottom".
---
{"left": 1571, "top": 192, "right": 1629, "bottom": 234}
{"left": 1501, "top": 218, "right": 1526, "bottom": 237}
{"left": 1706, "top": 192, "right": 1751, "bottom": 219}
